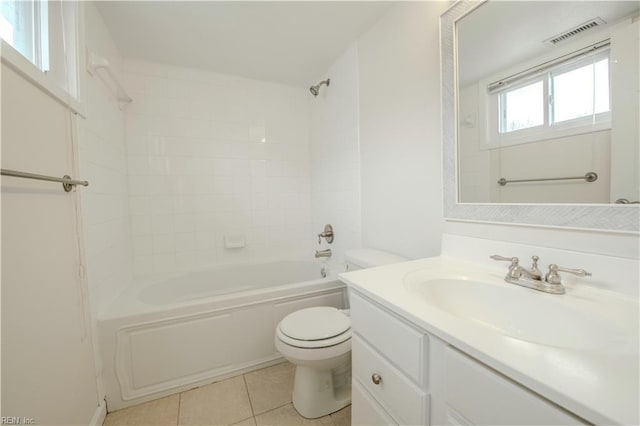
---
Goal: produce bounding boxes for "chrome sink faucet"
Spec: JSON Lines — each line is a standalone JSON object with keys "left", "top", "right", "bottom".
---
{"left": 490, "top": 255, "right": 591, "bottom": 295}
{"left": 490, "top": 255, "right": 541, "bottom": 280}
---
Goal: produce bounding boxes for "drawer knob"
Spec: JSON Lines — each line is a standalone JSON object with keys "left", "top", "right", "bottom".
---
{"left": 371, "top": 373, "right": 382, "bottom": 385}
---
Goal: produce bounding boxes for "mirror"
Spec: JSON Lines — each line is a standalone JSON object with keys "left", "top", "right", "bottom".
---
{"left": 457, "top": 1, "right": 639, "bottom": 204}
{"left": 441, "top": 1, "right": 639, "bottom": 231}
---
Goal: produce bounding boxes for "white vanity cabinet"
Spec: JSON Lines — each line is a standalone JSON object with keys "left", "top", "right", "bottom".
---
{"left": 350, "top": 290, "right": 587, "bottom": 426}
{"left": 350, "top": 292, "right": 429, "bottom": 425}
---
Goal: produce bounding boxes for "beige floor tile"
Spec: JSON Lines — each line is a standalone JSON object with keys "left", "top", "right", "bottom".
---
{"left": 103, "top": 394, "right": 179, "bottom": 426}
{"left": 244, "top": 362, "right": 296, "bottom": 414}
{"left": 230, "top": 417, "right": 256, "bottom": 426}
{"left": 255, "top": 404, "right": 333, "bottom": 426}
{"left": 179, "top": 375, "right": 253, "bottom": 426}
{"left": 329, "top": 405, "right": 351, "bottom": 426}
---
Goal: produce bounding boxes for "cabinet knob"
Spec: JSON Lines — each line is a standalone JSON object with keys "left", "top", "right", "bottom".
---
{"left": 371, "top": 373, "right": 382, "bottom": 385}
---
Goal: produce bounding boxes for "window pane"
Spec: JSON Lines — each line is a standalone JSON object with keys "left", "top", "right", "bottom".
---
{"left": 500, "top": 81, "right": 544, "bottom": 133}
{"left": 1, "top": 0, "right": 34, "bottom": 62}
{"left": 552, "top": 57, "right": 610, "bottom": 124}
{"left": 0, "top": 0, "right": 47, "bottom": 70}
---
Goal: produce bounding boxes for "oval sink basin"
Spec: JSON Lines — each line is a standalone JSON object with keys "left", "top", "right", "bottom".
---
{"left": 403, "top": 275, "right": 638, "bottom": 353}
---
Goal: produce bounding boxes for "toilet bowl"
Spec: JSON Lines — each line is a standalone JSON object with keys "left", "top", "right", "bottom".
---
{"left": 275, "top": 249, "right": 407, "bottom": 418}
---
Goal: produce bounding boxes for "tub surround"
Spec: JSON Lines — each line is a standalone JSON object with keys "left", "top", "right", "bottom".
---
{"left": 99, "top": 261, "right": 346, "bottom": 410}
{"left": 340, "top": 235, "right": 639, "bottom": 425}
{"left": 122, "top": 59, "right": 313, "bottom": 277}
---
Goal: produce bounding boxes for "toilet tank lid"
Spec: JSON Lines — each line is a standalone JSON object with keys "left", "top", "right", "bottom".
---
{"left": 344, "top": 249, "right": 407, "bottom": 268}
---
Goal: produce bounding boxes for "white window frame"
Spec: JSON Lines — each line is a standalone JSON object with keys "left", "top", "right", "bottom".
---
{"left": 0, "top": 0, "right": 85, "bottom": 116}
{"left": 479, "top": 47, "right": 611, "bottom": 150}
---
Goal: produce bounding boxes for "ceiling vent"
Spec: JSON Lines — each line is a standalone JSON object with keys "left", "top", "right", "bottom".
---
{"left": 544, "top": 17, "right": 607, "bottom": 45}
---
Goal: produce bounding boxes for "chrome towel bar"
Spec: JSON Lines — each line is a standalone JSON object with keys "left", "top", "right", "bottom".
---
{"left": 1, "top": 169, "right": 89, "bottom": 192}
{"left": 498, "top": 172, "right": 598, "bottom": 186}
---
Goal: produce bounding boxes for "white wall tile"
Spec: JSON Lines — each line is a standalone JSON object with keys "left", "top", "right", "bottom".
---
{"left": 123, "top": 59, "right": 314, "bottom": 277}
{"left": 78, "top": 4, "right": 134, "bottom": 317}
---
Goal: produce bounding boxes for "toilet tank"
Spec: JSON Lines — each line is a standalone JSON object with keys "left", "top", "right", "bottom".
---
{"left": 344, "top": 249, "right": 407, "bottom": 271}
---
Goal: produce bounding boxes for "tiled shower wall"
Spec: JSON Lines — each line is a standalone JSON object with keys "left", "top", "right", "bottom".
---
{"left": 78, "top": 3, "right": 133, "bottom": 316}
{"left": 121, "top": 60, "right": 313, "bottom": 276}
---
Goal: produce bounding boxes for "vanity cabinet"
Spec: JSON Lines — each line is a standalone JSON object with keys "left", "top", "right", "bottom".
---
{"left": 350, "top": 290, "right": 587, "bottom": 426}
{"left": 350, "top": 292, "right": 429, "bottom": 425}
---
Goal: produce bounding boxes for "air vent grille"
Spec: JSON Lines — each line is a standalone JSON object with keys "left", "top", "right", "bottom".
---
{"left": 545, "top": 17, "right": 606, "bottom": 45}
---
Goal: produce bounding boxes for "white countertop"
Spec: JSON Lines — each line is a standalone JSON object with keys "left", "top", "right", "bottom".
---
{"left": 340, "top": 256, "right": 639, "bottom": 425}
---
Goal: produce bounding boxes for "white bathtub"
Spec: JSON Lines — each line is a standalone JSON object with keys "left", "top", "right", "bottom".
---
{"left": 99, "top": 260, "right": 346, "bottom": 410}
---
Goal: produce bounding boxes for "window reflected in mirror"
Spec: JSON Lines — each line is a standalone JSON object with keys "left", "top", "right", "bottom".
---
{"left": 456, "top": 1, "right": 639, "bottom": 204}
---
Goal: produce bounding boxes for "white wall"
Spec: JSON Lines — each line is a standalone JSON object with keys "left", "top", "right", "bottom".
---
{"left": 121, "top": 60, "right": 312, "bottom": 276}
{"left": 309, "top": 44, "right": 362, "bottom": 267}
{"left": 357, "top": 2, "right": 448, "bottom": 260}
{"left": 78, "top": 3, "right": 133, "bottom": 317}
{"left": 1, "top": 62, "right": 99, "bottom": 425}
{"left": 610, "top": 19, "right": 640, "bottom": 203}
{"left": 354, "top": 1, "right": 638, "bottom": 266}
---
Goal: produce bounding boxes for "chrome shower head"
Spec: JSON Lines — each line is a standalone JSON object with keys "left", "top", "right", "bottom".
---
{"left": 309, "top": 78, "right": 330, "bottom": 97}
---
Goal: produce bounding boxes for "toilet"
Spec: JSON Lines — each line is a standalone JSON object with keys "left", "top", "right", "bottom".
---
{"left": 274, "top": 249, "right": 408, "bottom": 418}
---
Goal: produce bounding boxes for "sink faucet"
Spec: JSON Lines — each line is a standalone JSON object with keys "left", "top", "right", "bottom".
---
{"left": 490, "top": 255, "right": 541, "bottom": 280}
{"left": 490, "top": 255, "right": 590, "bottom": 295}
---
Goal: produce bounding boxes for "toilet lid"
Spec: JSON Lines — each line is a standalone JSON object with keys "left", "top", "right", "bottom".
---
{"left": 279, "top": 307, "right": 350, "bottom": 341}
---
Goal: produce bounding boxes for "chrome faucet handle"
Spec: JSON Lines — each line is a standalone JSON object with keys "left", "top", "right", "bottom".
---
{"left": 317, "top": 224, "right": 334, "bottom": 244}
{"left": 545, "top": 264, "right": 592, "bottom": 285}
{"left": 490, "top": 255, "right": 520, "bottom": 278}
{"left": 490, "top": 255, "right": 519, "bottom": 266}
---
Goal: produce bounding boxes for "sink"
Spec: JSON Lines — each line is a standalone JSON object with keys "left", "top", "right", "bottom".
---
{"left": 403, "top": 274, "right": 639, "bottom": 353}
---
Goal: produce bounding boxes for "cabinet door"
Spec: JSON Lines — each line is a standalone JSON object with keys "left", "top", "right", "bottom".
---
{"left": 352, "top": 379, "right": 398, "bottom": 426}
{"left": 443, "top": 347, "right": 586, "bottom": 425}
{"left": 352, "top": 335, "right": 427, "bottom": 425}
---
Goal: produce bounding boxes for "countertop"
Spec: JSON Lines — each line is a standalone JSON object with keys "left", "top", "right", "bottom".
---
{"left": 339, "top": 256, "right": 639, "bottom": 425}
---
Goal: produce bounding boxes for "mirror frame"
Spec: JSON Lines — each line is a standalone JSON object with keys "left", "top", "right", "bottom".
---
{"left": 441, "top": 0, "right": 639, "bottom": 233}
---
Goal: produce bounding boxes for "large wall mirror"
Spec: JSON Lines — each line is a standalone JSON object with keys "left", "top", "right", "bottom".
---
{"left": 441, "top": 1, "right": 639, "bottom": 232}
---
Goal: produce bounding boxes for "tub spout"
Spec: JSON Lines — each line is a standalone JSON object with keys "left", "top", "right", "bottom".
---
{"left": 315, "top": 249, "right": 332, "bottom": 259}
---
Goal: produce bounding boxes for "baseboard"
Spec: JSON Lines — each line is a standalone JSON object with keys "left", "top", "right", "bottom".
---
{"left": 90, "top": 399, "right": 107, "bottom": 426}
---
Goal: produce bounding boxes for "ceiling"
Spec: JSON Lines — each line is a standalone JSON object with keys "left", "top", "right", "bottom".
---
{"left": 95, "top": 1, "right": 392, "bottom": 87}
{"left": 457, "top": 1, "right": 640, "bottom": 86}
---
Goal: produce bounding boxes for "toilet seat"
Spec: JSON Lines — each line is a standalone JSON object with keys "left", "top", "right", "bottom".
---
{"left": 277, "top": 307, "right": 351, "bottom": 349}
{"left": 277, "top": 327, "right": 351, "bottom": 349}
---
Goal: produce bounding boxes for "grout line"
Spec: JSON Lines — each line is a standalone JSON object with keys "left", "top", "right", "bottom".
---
{"left": 176, "top": 392, "right": 182, "bottom": 426}
{"left": 253, "top": 401, "right": 291, "bottom": 418}
{"left": 242, "top": 374, "right": 256, "bottom": 418}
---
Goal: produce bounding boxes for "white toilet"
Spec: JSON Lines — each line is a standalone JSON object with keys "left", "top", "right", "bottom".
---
{"left": 274, "top": 249, "right": 407, "bottom": 418}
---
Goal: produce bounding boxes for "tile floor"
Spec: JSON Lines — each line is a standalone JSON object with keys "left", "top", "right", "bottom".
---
{"left": 103, "top": 362, "right": 351, "bottom": 426}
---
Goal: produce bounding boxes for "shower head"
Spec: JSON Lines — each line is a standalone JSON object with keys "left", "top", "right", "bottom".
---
{"left": 310, "top": 79, "right": 330, "bottom": 97}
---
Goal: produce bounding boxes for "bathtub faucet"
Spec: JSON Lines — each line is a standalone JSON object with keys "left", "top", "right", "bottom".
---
{"left": 315, "top": 249, "right": 332, "bottom": 259}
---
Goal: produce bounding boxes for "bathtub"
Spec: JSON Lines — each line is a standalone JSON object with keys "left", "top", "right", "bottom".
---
{"left": 99, "top": 260, "right": 346, "bottom": 410}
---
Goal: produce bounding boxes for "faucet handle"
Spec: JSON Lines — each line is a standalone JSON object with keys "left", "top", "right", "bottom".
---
{"left": 545, "top": 264, "right": 592, "bottom": 285}
{"left": 490, "top": 255, "right": 519, "bottom": 266}
{"left": 317, "top": 224, "right": 334, "bottom": 244}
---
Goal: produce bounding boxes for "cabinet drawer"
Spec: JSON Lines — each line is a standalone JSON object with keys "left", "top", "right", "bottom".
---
{"left": 444, "top": 347, "right": 586, "bottom": 425}
{"left": 350, "top": 292, "right": 426, "bottom": 382}
{"left": 352, "top": 379, "right": 397, "bottom": 426}
{"left": 352, "top": 335, "right": 427, "bottom": 425}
